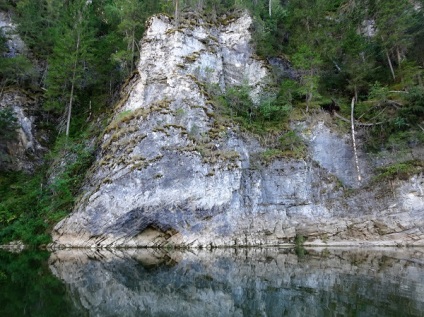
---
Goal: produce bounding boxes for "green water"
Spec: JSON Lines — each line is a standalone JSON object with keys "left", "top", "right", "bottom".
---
{"left": 2, "top": 247, "right": 424, "bottom": 316}
{"left": 0, "top": 250, "right": 79, "bottom": 317}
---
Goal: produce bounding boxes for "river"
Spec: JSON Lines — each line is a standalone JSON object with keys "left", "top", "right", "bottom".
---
{"left": 1, "top": 247, "right": 424, "bottom": 316}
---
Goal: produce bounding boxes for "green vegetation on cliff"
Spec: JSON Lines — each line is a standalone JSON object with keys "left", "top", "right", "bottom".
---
{"left": 0, "top": 136, "right": 94, "bottom": 245}
{"left": 0, "top": 0, "right": 422, "bottom": 245}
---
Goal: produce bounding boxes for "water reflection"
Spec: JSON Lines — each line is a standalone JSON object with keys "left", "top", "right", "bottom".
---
{"left": 0, "top": 250, "right": 79, "bottom": 317}
{"left": 49, "top": 248, "right": 424, "bottom": 317}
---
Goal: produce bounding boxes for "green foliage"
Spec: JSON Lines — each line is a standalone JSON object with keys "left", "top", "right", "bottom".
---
{"left": 0, "top": 107, "right": 18, "bottom": 141}
{"left": 0, "top": 30, "right": 37, "bottom": 87}
{"left": 0, "top": 0, "right": 13, "bottom": 11}
{"left": 0, "top": 55, "right": 37, "bottom": 86}
{"left": 250, "top": 0, "right": 288, "bottom": 57}
{"left": 14, "top": 0, "right": 61, "bottom": 58}
{"left": 212, "top": 83, "right": 291, "bottom": 133}
{"left": 373, "top": 160, "right": 424, "bottom": 182}
{"left": 0, "top": 250, "right": 78, "bottom": 316}
{"left": 402, "top": 87, "right": 424, "bottom": 125}
{"left": 294, "top": 234, "right": 307, "bottom": 257}
{"left": 277, "top": 130, "right": 307, "bottom": 158}
{"left": 0, "top": 136, "right": 94, "bottom": 245}
{"left": 368, "top": 82, "right": 390, "bottom": 102}
{"left": 0, "top": 106, "right": 19, "bottom": 176}
{"left": 295, "top": 234, "right": 305, "bottom": 246}
{"left": 260, "top": 148, "right": 285, "bottom": 162}
{"left": 44, "top": 0, "right": 96, "bottom": 112}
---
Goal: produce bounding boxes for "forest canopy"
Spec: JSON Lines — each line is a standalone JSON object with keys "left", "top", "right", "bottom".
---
{"left": 0, "top": 0, "right": 420, "bottom": 144}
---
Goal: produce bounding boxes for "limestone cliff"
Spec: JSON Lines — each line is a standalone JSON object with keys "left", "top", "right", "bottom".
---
{"left": 51, "top": 12, "right": 424, "bottom": 248}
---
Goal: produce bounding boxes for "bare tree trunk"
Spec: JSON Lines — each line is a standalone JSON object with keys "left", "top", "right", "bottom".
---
{"left": 306, "top": 76, "right": 313, "bottom": 112}
{"left": 66, "top": 30, "right": 80, "bottom": 137}
{"left": 174, "top": 0, "right": 179, "bottom": 26}
{"left": 396, "top": 47, "right": 402, "bottom": 68}
{"left": 354, "top": 85, "right": 358, "bottom": 102}
{"left": 351, "top": 97, "right": 361, "bottom": 184}
{"left": 269, "top": 0, "right": 272, "bottom": 16}
{"left": 306, "top": 92, "right": 312, "bottom": 112}
{"left": 386, "top": 50, "right": 396, "bottom": 80}
{"left": 130, "top": 28, "right": 135, "bottom": 74}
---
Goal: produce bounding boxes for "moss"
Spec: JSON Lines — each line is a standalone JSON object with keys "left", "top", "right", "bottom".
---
{"left": 104, "top": 100, "right": 172, "bottom": 139}
{"left": 163, "top": 123, "right": 186, "bottom": 130}
{"left": 131, "top": 162, "right": 148, "bottom": 171}
{"left": 260, "top": 149, "right": 286, "bottom": 163}
{"left": 206, "top": 111, "right": 216, "bottom": 119}
{"left": 208, "top": 35, "right": 219, "bottom": 43}
{"left": 152, "top": 127, "right": 168, "bottom": 135}
{"left": 192, "top": 104, "right": 209, "bottom": 111}
{"left": 103, "top": 178, "right": 113, "bottom": 184}
{"left": 102, "top": 134, "right": 147, "bottom": 158}
{"left": 184, "top": 52, "right": 200, "bottom": 63}
{"left": 372, "top": 160, "right": 424, "bottom": 183}
{"left": 175, "top": 108, "right": 185, "bottom": 117}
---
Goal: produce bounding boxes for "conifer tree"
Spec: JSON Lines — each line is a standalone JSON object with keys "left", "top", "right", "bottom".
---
{"left": 45, "top": 0, "right": 96, "bottom": 137}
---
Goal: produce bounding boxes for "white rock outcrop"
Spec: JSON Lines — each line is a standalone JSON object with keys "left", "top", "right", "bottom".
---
{"left": 51, "top": 12, "right": 424, "bottom": 248}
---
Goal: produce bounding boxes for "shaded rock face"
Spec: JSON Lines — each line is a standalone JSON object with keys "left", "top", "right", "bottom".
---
{"left": 49, "top": 248, "right": 424, "bottom": 317}
{"left": 0, "top": 12, "right": 46, "bottom": 171}
{"left": 0, "top": 11, "right": 26, "bottom": 57}
{"left": 51, "top": 13, "right": 424, "bottom": 248}
{"left": 0, "top": 90, "right": 46, "bottom": 172}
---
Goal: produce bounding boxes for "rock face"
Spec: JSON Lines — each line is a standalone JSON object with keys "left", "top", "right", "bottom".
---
{"left": 49, "top": 248, "right": 424, "bottom": 316}
{"left": 51, "top": 12, "right": 424, "bottom": 248}
{"left": 0, "top": 12, "right": 46, "bottom": 171}
{"left": 0, "top": 90, "right": 46, "bottom": 171}
{"left": 0, "top": 11, "right": 26, "bottom": 57}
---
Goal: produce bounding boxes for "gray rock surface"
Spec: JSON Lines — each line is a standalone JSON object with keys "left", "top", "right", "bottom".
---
{"left": 0, "top": 11, "right": 26, "bottom": 57}
{"left": 0, "top": 11, "right": 45, "bottom": 172}
{"left": 51, "top": 12, "right": 424, "bottom": 248}
{"left": 0, "top": 90, "right": 46, "bottom": 171}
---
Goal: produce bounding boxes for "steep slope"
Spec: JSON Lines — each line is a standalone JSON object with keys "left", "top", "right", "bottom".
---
{"left": 0, "top": 12, "right": 46, "bottom": 171}
{"left": 51, "top": 12, "right": 424, "bottom": 248}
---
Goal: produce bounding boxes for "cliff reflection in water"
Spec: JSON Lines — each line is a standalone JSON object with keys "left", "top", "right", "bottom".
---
{"left": 49, "top": 248, "right": 424, "bottom": 317}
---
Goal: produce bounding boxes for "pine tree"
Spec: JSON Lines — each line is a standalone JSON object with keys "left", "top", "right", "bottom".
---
{"left": 45, "top": 0, "right": 96, "bottom": 137}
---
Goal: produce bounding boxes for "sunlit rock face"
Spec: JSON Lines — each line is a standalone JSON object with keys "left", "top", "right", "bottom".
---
{"left": 49, "top": 248, "right": 424, "bottom": 317}
{"left": 51, "top": 12, "right": 424, "bottom": 248}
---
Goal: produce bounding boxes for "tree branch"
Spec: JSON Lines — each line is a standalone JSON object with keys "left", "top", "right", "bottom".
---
{"left": 334, "top": 112, "right": 384, "bottom": 126}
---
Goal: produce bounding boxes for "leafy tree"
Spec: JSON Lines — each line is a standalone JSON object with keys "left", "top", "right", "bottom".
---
{"left": 373, "top": 0, "right": 417, "bottom": 81}
{"left": 0, "top": 55, "right": 37, "bottom": 87}
{"left": 107, "top": 0, "right": 149, "bottom": 75}
{"left": 14, "top": 0, "right": 62, "bottom": 58}
{"left": 291, "top": 45, "right": 322, "bottom": 111}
